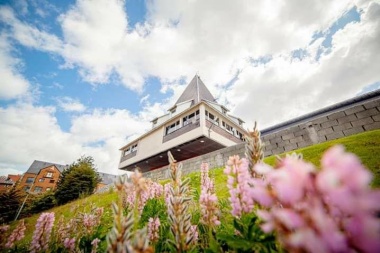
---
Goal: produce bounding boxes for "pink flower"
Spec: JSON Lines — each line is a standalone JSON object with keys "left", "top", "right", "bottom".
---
{"left": 30, "top": 212, "right": 55, "bottom": 253}
{"left": 251, "top": 146, "right": 380, "bottom": 253}
{"left": 148, "top": 217, "right": 161, "bottom": 243}
{"left": 64, "top": 237, "right": 76, "bottom": 251}
{"left": 224, "top": 156, "right": 255, "bottom": 217}
{"left": 0, "top": 225, "right": 9, "bottom": 233}
{"left": 267, "top": 157, "right": 314, "bottom": 205}
{"left": 200, "top": 162, "right": 220, "bottom": 226}
{"left": 5, "top": 219, "right": 26, "bottom": 248}
{"left": 91, "top": 238, "right": 100, "bottom": 253}
{"left": 189, "top": 225, "right": 198, "bottom": 243}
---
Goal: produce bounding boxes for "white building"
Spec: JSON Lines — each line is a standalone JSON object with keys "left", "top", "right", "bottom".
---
{"left": 118, "top": 75, "right": 247, "bottom": 172}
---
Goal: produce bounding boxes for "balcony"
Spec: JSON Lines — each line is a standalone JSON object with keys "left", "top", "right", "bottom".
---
{"left": 163, "top": 119, "right": 200, "bottom": 143}
{"left": 120, "top": 151, "right": 137, "bottom": 162}
{"left": 205, "top": 120, "right": 243, "bottom": 143}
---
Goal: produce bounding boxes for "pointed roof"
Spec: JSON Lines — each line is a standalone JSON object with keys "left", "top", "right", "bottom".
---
{"left": 175, "top": 75, "right": 216, "bottom": 105}
{"left": 26, "top": 160, "right": 67, "bottom": 174}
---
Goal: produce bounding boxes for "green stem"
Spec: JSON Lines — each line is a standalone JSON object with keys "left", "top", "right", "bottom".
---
{"left": 133, "top": 191, "right": 140, "bottom": 233}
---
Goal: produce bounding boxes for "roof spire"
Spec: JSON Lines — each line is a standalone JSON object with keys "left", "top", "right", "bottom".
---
{"left": 196, "top": 73, "right": 200, "bottom": 103}
{"left": 174, "top": 74, "right": 215, "bottom": 105}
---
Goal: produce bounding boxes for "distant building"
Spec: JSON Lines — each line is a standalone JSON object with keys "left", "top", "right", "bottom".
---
{"left": 118, "top": 74, "right": 247, "bottom": 173}
{"left": 18, "top": 160, "right": 67, "bottom": 193}
{"left": 96, "top": 172, "right": 117, "bottom": 190}
{"left": 0, "top": 174, "right": 21, "bottom": 193}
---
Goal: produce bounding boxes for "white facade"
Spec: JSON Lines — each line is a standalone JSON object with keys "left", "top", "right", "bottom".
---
{"left": 118, "top": 75, "right": 247, "bottom": 172}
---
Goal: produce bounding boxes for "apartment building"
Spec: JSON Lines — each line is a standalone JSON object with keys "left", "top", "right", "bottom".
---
{"left": 119, "top": 74, "right": 247, "bottom": 172}
{"left": 18, "top": 160, "right": 67, "bottom": 193}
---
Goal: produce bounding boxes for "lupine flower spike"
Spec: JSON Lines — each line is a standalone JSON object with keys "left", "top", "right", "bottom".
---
{"left": 199, "top": 162, "right": 220, "bottom": 227}
{"left": 5, "top": 219, "right": 26, "bottom": 248}
{"left": 166, "top": 151, "right": 197, "bottom": 252}
{"left": 245, "top": 121, "right": 264, "bottom": 177}
{"left": 252, "top": 145, "right": 380, "bottom": 253}
{"left": 148, "top": 217, "right": 161, "bottom": 243}
{"left": 224, "top": 156, "right": 255, "bottom": 217}
{"left": 30, "top": 212, "right": 55, "bottom": 253}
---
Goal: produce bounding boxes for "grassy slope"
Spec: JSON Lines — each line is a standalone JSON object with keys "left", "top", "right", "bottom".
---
{"left": 186, "top": 129, "right": 380, "bottom": 198}
{"left": 9, "top": 130, "right": 380, "bottom": 247}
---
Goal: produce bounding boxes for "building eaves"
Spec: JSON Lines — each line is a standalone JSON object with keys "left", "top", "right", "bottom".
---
{"left": 227, "top": 114, "right": 245, "bottom": 124}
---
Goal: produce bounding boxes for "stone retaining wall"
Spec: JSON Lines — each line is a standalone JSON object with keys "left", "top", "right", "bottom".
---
{"left": 143, "top": 143, "right": 246, "bottom": 181}
{"left": 261, "top": 90, "right": 380, "bottom": 156}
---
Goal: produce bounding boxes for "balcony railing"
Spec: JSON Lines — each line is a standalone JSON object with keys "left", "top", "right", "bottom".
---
{"left": 120, "top": 151, "right": 137, "bottom": 162}
{"left": 205, "top": 120, "right": 243, "bottom": 143}
{"left": 163, "top": 119, "right": 200, "bottom": 143}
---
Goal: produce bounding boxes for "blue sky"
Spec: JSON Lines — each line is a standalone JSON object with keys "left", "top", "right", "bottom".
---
{"left": 0, "top": 0, "right": 379, "bottom": 176}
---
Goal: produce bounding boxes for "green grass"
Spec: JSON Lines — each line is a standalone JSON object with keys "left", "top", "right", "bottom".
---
{"left": 264, "top": 129, "right": 380, "bottom": 187}
{"left": 186, "top": 129, "right": 380, "bottom": 198}
{"left": 10, "top": 190, "right": 117, "bottom": 249}
{"left": 8, "top": 129, "right": 380, "bottom": 248}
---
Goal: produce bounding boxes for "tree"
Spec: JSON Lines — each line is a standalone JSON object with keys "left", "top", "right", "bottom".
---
{"left": 0, "top": 183, "right": 23, "bottom": 223}
{"left": 55, "top": 156, "right": 100, "bottom": 205}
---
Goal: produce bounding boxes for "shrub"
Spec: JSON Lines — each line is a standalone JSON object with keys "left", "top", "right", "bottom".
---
{"left": 55, "top": 156, "right": 100, "bottom": 205}
{"left": 0, "top": 185, "right": 23, "bottom": 223}
{"left": 27, "top": 192, "right": 56, "bottom": 214}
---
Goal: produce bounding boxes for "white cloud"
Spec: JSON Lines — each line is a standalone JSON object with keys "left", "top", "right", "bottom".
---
{"left": 0, "top": 6, "right": 63, "bottom": 53}
{"left": 0, "top": 34, "right": 30, "bottom": 99}
{"left": 0, "top": 99, "right": 166, "bottom": 175}
{"left": 0, "top": 0, "right": 379, "bottom": 176}
{"left": 0, "top": 167, "right": 24, "bottom": 176}
{"left": 231, "top": 1, "right": 380, "bottom": 128}
{"left": 1, "top": 0, "right": 356, "bottom": 93}
{"left": 57, "top": 97, "right": 86, "bottom": 112}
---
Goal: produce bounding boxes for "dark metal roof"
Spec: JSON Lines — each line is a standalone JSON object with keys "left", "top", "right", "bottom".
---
{"left": 175, "top": 75, "right": 216, "bottom": 105}
{"left": 26, "top": 160, "right": 67, "bottom": 174}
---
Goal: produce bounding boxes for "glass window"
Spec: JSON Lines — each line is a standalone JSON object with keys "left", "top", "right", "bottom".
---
{"left": 183, "top": 110, "right": 199, "bottom": 126}
{"left": 24, "top": 186, "right": 30, "bottom": 192}
{"left": 26, "top": 177, "right": 34, "bottom": 184}
{"left": 46, "top": 172, "right": 53, "bottom": 178}
{"left": 222, "top": 121, "right": 234, "bottom": 133}
{"left": 165, "top": 120, "right": 180, "bottom": 135}
{"left": 38, "top": 178, "right": 44, "bottom": 182}
{"left": 131, "top": 144, "right": 138, "bottom": 152}
{"left": 50, "top": 179, "right": 55, "bottom": 183}
{"left": 124, "top": 147, "right": 131, "bottom": 156}
{"left": 46, "top": 187, "right": 51, "bottom": 191}
{"left": 34, "top": 186, "right": 43, "bottom": 193}
{"left": 205, "top": 110, "right": 219, "bottom": 125}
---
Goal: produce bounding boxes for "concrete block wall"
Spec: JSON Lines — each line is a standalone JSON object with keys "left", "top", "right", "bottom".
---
{"left": 144, "top": 90, "right": 380, "bottom": 180}
{"left": 143, "top": 143, "right": 245, "bottom": 181}
{"left": 261, "top": 91, "right": 380, "bottom": 156}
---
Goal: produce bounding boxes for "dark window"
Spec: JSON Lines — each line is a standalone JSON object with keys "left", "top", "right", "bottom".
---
{"left": 183, "top": 110, "right": 199, "bottom": 126}
{"left": 165, "top": 120, "right": 180, "bottom": 135}
{"left": 205, "top": 110, "right": 219, "bottom": 125}
{"left": 24, "top": 186, "right": 30, "bottom": 192}
{"left": 222, "top": 121, "right": 234, "bottom": 133}
{"left": 26, "top": 177, "right": 34, "bottom": 184}
{"left": 34, "top": 186, "right": 43, "bottom": 193}
{"left": 50, "top": 179, "right": 55, "bottom": 183}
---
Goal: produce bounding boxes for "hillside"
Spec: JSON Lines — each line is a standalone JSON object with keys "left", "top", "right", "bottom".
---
{"left": 6, "top": 129, "right": 380, "bottom": 250}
